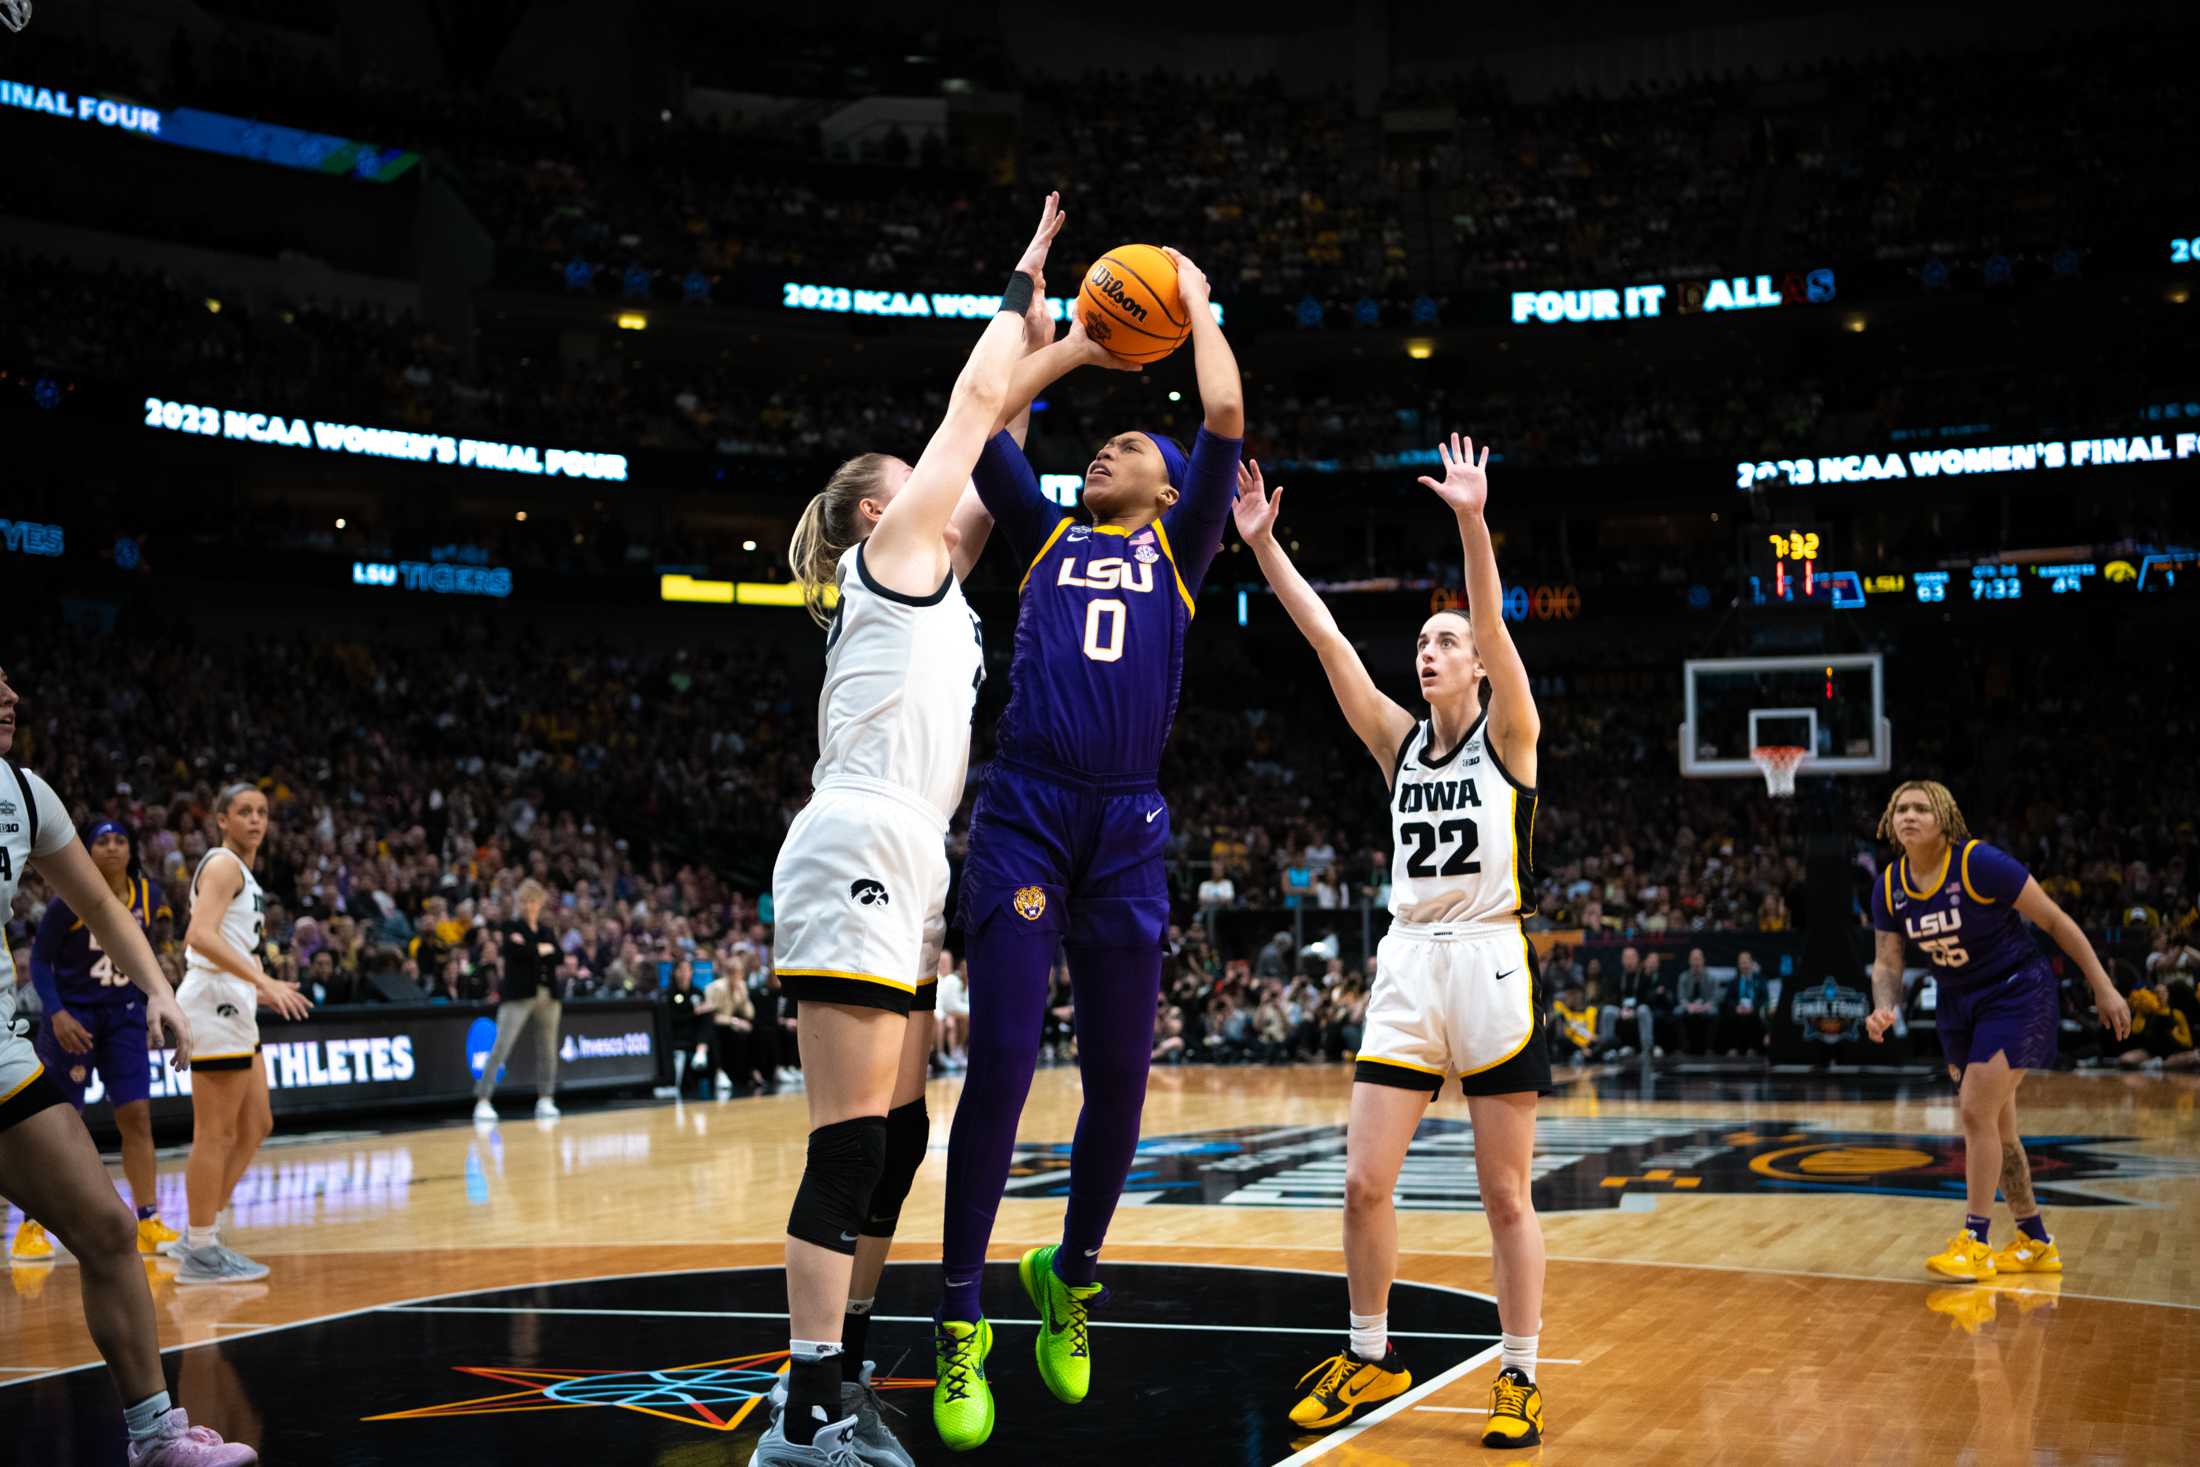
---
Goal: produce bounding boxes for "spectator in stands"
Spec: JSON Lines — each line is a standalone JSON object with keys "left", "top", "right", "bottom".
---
{"left": 1600, "top": 946, "right": 1657, "bottom": 1057}
{"left": 1717, "top": 951, "right": 1769, "bottom": 1056}
{"left": 1677, "top": 948, "right": 1723, "bottom": 1054}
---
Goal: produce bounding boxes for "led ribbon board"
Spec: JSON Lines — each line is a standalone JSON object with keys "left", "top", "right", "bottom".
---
{"left": 782, "top": 281, "right": 1223, "bottom": 326}
{"left": 1, "top": 78, "right": 418, "bottom": 181}
{"left": 144, "top": 396, "right": 629, "bottom": 482}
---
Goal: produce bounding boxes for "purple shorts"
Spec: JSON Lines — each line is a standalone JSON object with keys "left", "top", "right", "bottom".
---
{"left": 1936, "top": 954, "right": 2058, "bottom": 1074}
{"left": 33, "top": 1003, "right": 153, "bottom": 1109}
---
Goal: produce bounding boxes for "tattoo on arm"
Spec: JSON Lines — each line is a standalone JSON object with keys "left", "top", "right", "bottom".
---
{"left": 2000, "top": 1141, "right": 2038, "bottom": 1215}
{"left": 1872, "top": 931, "right": 1905, "bottom": 1010}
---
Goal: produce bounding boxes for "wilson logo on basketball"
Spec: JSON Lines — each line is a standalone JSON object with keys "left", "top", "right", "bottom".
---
{"left": 1089, "top": 266, "right": 1150, "bottom": 323}
{"left": 848, "top": 878, "right": 890, "bottom": 907}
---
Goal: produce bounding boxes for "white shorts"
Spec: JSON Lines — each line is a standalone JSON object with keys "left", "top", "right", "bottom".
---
{"left": 0, "top": 1025, "right": 42, "bottom": 1112}
{"left": 772, "top": 779, "right": 947, "bottom": 1016}
{"left": 1357, "top": 922, "right": 1551, "bottom": 1097}
{"left": 178, "top": 968, "right": 262, "bottom": 1068}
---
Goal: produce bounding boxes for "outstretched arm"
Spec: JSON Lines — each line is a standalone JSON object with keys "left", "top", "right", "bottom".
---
{"left": 1165, "top": 248, "right": 1243, "bottom": 439}
{"left": 1233, "top": 460, "right": 1416, "bottom": 778}
{"left": 1420, "top": 433, "right": 1538, "bottom": 784}
{"left": 869, "top": 193, "right": 1066, "bottom": 595}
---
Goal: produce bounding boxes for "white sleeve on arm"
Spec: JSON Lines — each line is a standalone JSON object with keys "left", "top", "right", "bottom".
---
{"left": 23, "top": 769, "right": 72, "bottom": 858}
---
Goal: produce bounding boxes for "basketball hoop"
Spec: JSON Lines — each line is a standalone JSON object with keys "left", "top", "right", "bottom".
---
{"left": 1, "top": 2, "right": 30, "bottom": 35}
{"left": 1751, "top": 745, "right": 1807, "bottom": 798}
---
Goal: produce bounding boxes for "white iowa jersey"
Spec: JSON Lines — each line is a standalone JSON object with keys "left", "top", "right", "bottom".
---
{"left": 1387, "top": 708, "right": 1538, "bottom": 930}
{"left": 1, "top": 763, "right": 72, "bottom": 1006}
{"left": 185, "top": 846, "right": 264, "bottom": 977}
{"left": 812, "top": 542, "right": 985, "bottom": 822}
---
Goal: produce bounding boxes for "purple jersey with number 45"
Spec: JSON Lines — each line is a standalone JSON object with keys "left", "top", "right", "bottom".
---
{"left": 1872, "top": 838, "right": 2039, "bottom": 987}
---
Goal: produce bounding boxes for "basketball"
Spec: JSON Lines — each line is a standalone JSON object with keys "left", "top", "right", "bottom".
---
{"left": 1079, "top": 243, "right": 1190, "bottom": 364}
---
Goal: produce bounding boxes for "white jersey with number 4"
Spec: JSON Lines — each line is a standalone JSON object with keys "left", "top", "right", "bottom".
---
{"left": 1387, "top": 708, "right": 1538, "bottom": 933}
{"left": 812, "top": 542, "right": 985, "bottom": 821}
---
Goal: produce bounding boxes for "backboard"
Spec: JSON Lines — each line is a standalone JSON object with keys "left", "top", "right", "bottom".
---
{"left": 1680, "top": 653, "right": 1891, "bottom": 779}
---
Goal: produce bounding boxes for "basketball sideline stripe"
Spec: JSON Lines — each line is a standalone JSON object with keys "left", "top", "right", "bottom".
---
{"left": 380, "top": 1303, "right": 1499, "bottom": 1341}
{"left": 1270, "top": 1342, "right": 1503, "bottom": 1465}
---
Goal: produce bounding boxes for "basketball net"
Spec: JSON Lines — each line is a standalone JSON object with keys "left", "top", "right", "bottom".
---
{"left": 1751, "top": 745, "right": 1807, "bottom": 798}
{"left": 1, "top": 2, "right": 30, "bottom": 35}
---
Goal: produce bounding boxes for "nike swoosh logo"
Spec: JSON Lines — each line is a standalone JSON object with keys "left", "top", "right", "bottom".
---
{"left": 1145, "top": 808, "right": 1163, "bottom": 823}
{"left": 839, "top": 1231, "right": 858, "bottom": 1243}
{"left": 1495, "top": 969, "right": 1517, "bottom": 982}
{"left": 1083, "top": 1247, "right": 1101, "bottom": 1256}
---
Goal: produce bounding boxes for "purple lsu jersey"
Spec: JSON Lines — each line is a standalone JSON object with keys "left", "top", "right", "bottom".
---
{"left": 973, "top": 427, "right": 1242, "bottom": 780}
{"left": 30, "top": 875, "right": 157, "bottom": 1011}
{"left": 1871, "top": 839, "right": 2039, "bottom": 986}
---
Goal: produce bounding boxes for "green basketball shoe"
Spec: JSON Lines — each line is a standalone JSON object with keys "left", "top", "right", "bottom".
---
{"left": 932, "top": 1316, "right": 995, "bottom": 1452}
{"left": 1018, "top": 1244, "right": 1107, "bottom": 1405}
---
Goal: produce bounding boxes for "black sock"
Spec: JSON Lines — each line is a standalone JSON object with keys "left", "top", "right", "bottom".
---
{"left": 787, "top": 1354, "right": 842, "bottom": 1446}
{"left": 842, "top": 1311, "right": 872, "bottom": 1383}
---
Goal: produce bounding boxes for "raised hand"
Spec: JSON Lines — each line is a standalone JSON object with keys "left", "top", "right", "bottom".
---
{"left": 1014, "top": 191, "right": 1067, "bottom": 279}
{"left": 1416, "top": 431, "right": 1491, "bottom": 516}
{"left": 1068, "top": 313, "right": 1144, "bottom": 371}
{"left": 1231, "top": 459, "right": 1283, "bottom": 543}
{"left": 1161, "top": 246, "right": 1210, "bottom": 313}
{"left": 1022, "top": 267, "right": 1054, "bottom": 350}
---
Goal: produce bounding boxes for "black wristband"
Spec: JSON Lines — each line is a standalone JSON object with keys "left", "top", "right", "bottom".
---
{"left": 998, "top": 271, "right": 1036, "bottom": 316}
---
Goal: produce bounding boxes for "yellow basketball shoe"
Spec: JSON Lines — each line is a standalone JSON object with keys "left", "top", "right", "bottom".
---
{"left": 9, "top": 1219, "right": 54, "bottom": 1263}
{"left": 1482, "top": 1366, "right": 1545, "bottom": 1449}
{"left": 1287, "top": 1346, "right": 1412, "bottom": 1430}
{"left": 1990, "top": 1234, "right": 2062, "bottom": 1274}
{"left": 1925, "top": 1231, "right": 1997, "bottom": 1281}
{"left": 137, "top": 1215, "right": 182, "bottom": 1257}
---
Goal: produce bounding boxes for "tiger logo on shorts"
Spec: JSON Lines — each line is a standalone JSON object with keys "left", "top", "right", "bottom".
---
{"left": 1014, "top": 886, "right": 1047, "bottom": 921}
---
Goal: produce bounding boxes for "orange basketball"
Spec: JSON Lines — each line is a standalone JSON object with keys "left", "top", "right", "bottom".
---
{"left": 1078, "top": 244, "right": 1190, "bottom": 365}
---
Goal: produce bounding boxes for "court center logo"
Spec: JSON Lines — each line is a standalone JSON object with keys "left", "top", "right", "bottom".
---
{"left": 367, "top": 1349, "right": 929, "bottom": 1433}
{"left": 1005, "top": 1118, "right": 2200, "bottom": 1212}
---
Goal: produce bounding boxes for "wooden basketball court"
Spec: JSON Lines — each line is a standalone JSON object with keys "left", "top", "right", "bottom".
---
{"left": 5, "top": 1063, "right": 2196, "bottom": 1462}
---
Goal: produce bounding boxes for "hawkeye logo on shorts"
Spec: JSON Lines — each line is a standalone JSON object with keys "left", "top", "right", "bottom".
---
{"left": 849, "top": 879, "right": 890, "bottom": 908}
{"left": 1003, "top": 1119, "right": 2200, "bottom": 1212}
{"left": 216, "top": 1003, "right": 240, "bottom": 1018}
{"left": 1014, "top": 886, "right": 1047, "bottom": 921}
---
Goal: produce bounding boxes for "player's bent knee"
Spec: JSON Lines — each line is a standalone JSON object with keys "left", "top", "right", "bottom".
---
{"left": 1482, "top": 1185, "right": 1532, "bottom": 1231}
{"left": 788, "top": 1114, "right": 888, "bottom": 1255}
{"left": 55, "top": 1193, "right": 137, "bottom": 1261}
{"left": 860, "top": 1098, "right": 929, "bottom": 1238}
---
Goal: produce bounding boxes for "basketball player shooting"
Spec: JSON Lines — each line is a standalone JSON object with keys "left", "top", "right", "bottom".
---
{"left": 929, "top": 248, "right": 1244, "bottom": 1451}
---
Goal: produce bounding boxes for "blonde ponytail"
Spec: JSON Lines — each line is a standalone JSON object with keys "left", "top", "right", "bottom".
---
{"left": 789, "top": 453, "right": 892, "bottom": 627}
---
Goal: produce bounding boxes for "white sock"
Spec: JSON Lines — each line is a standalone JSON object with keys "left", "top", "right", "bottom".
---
{"left": 1500, "top": 1331, "right": 1538, "bottom": 1381}
{"left": 123, "top": 1390, "right": 173, "bottom": 1442}
{"left": 186, "top": 1225, "right": 218, "bottom": 1251}
{"left": 790, "top": 1338, "right": 844, "bottom": 1362}
{"left": 846, "top": 1296, "right": 875, "bottom": 1316}
{"left": 1348, "top": 1310, "right": 1388, "bottom": 1362}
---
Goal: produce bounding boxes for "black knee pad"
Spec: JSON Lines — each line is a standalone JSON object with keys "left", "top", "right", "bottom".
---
{"left": 788, "top": 1115, "right": 888, "bottom": 1255}
{"left": 860, "top": 1098, "right": 929, "bottom": 1238}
